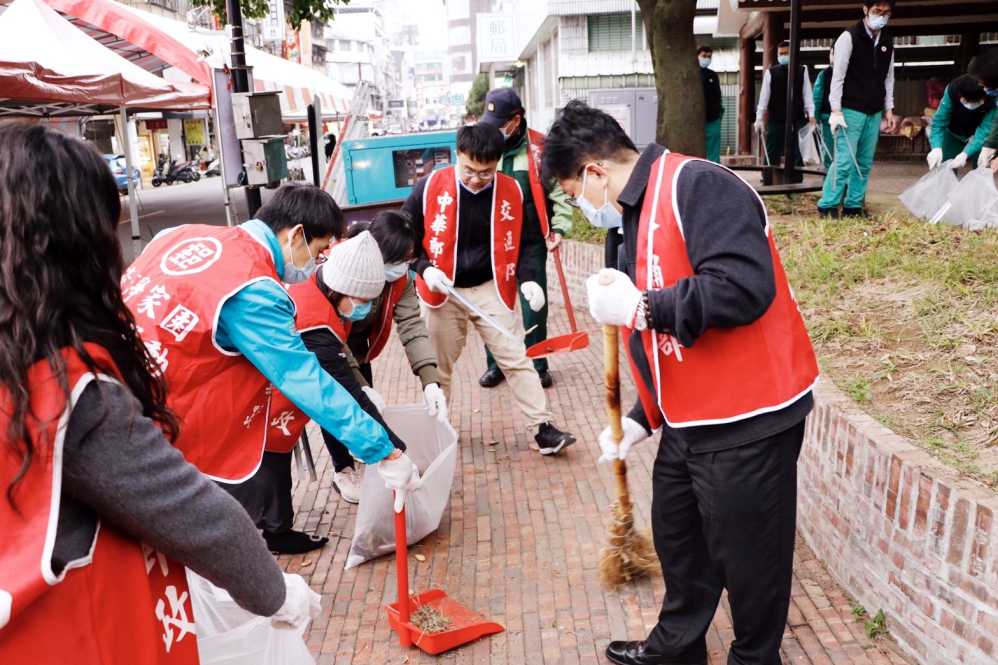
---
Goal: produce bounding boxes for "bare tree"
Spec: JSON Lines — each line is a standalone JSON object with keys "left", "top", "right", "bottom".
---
{"left": 637, "top": 0, "right": 705, "bottom": 157}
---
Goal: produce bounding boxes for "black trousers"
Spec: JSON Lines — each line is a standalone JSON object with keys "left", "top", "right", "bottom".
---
{"left": 645, "top": 419, "right": 806, "bottom": 665}
{"left": 322, "top": 361, "right": 373, "bottom": 472}
{"left": 220, "top": 450, "right": 295, "bottom": 533}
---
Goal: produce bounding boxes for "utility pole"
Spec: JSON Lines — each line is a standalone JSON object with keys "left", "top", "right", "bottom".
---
{"left": 226, "top": 0, "right": 262, "bottom": 216}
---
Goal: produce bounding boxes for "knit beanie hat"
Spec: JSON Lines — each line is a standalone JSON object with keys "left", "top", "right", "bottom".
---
{"left": 320, "top": 230, "right": 386, "bottom": 299}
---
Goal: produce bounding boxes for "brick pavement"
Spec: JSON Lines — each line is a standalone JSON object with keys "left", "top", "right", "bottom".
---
{"left": 278, "top": 305, "right": 915, "bottom": 665}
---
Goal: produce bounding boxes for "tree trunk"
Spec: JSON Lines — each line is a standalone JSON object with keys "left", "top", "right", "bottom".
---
{"left": 639, "top": 0, "right": 704, "bottom": 157}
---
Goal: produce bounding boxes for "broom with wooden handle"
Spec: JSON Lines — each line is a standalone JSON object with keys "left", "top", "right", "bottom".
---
{"left": 597, "top": 275, "right": 659, "bottom": 588}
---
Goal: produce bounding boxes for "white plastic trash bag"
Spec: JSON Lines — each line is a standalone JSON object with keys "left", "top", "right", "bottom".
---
{"left": 346, "top": 404, "right": 458, "bottom": 569}
{"left": 187, "top": 570, "right": 315, "bottom": 665}
{"left": 899, "top": 161, "right": 958, "bottom": 221}
{"left": 942, "top": 166, "right": 998, "bottom": 229}
{"left": 798, "top": 124, "right": 822, "bottom": 167}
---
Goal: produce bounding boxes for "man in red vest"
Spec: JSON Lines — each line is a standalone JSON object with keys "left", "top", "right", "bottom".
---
{"left": 543, "top": 102, "right": 819, "bottom": 665}
{"left": 124, "top": 183, "right": 422, "bottom": 551}
{"left": 404, "top": 123, "right": 576, "bottom": 454}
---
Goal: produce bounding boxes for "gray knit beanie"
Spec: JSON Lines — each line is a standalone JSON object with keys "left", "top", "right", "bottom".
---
{"left": 320, "top": 230, "right": 386, "bottom": 299}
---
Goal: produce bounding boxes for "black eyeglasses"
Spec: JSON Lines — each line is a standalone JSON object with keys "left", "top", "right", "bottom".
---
{"left": 563, "top": 163, "right": 595, "bottom": 208}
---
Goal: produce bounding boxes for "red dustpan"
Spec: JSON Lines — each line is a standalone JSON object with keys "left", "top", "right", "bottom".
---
{"left": 385, "top": 499, "right": 504, "bottom": 654}
{"left": 527, "top": 245, "right": 590, "bottom": 359}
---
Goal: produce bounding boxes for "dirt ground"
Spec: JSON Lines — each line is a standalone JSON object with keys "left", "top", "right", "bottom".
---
{"left": 769, "top": 192, "right": 998, "bottom": 489}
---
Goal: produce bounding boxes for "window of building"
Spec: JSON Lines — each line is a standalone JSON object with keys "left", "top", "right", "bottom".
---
{"left": 342, "top": 40, "right": 353, "bottom": 52}
{"left": 588, "top": 13, "right": 645, "bottom": 52}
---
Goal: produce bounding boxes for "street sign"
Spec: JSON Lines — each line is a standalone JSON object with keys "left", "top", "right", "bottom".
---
{"left": 477, "top": 14, "right": 515, "bottom": 63}
{"left": 388, "top": 99, "right": 405, "bottom": 109}
{"left": 263, "top": 0, "right": 284, "bottom": 43}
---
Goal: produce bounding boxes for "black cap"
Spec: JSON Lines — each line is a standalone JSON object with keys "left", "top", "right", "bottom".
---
{"left": 479, "top": 88, "right": 524, "bottom": 127}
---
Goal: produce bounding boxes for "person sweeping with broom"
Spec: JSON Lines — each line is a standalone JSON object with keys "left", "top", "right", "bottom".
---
{"left": 543, "top": 101, "right": 819, "bottom": 665}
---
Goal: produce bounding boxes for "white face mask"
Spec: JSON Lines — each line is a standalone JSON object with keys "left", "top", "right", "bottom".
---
{"left": 384, "top": 261, "right": 409, "bottom": 282}
{"left": 961, "top": 99, "right": 984, "bottom": 111}
{"left": 699, "top": 57, "right": 711, "bottom": 69}
{"left": 284, "top": 228, "right": 317, "bottom": 284}
{"left": 577, "top": 168, "right": 623, "bottom": 230}
{"left": 499, "top": 118, "right": 517, "bottom": 139}
{"left": 866, "top": 14, "right": 888, "bottom": 30}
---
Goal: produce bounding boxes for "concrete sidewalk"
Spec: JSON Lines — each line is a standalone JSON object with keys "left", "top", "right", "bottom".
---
{"left": 279, "top": 305, "right": 915, "bottom": 665}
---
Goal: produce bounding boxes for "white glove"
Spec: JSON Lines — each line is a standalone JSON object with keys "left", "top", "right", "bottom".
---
{"left": 361, "top": 385, "right": 386, "bottom": 414}
{"left": 585, "top": 268, "right": 641, "bottom": 327}
{"left": 951, "top": 152, "right": 968, "bottom": 169}
{"left": 271, "top": 573, "right": 322, "bottom": 630}
{"left": 979, "top": 147, "right": 996, "bottom": 168}
{"left": 926, "top": 148, "right": 943, "bottom": 170}
{"left": 597, "top": 417, "right": 651, "bottom": 463}
{"left": 829, "top": 111, "right": 848, "bottom": 133}
{"left": 520, "top": 281, "right": 545, "bottom": 312}
{"left": 423, "top": 383, "right": 448, "bottom": 423}
{"left": 422, "top": 266, "right": 453, "bottom": 294}
{"left": 753, "top": 119, "right": 765, "bottom": 135}
{"left": 377, "top": 452, "right": 423, "bottom": 512}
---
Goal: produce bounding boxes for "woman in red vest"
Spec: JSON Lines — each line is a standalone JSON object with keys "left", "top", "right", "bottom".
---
{"left": 321, "top": 212, "right": 446, "bottom": 504}
{"left": 0, "top": 122, "right": 319, "bottom": 663}
{"left": 543, "top": 102, "right": 818, "bottom": 665}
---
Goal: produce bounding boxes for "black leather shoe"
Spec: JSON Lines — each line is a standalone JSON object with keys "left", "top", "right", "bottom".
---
{"left": 817, "top": 206, "right": 839, "bottom": 219}
{"left": 262, "top": 529, "right": 328, "bottom": 555}
{"left": 605, "top": 641, "right": 705, "bottom": 665}
{"left": 842, "top": 206, "right": 866, "bottom": 218}
{"left": 537, "top": 370, "right": 553, "bottom": 388}
{"left": 478, "top": 368, "right": 505, "bottom": 388}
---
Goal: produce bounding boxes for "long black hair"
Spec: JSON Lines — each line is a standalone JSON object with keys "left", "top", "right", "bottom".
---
{"left": 348, "top": 211, "right": 417, "bottom": 264}
{"left": 0, "top": 121, "right": 180, "bottom": 508}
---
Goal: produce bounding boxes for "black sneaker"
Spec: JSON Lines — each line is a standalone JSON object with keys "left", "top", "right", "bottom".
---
{"left": 479, "top": 368, "right": 505, "bottom": 388}
{"left": 817, "top": 206, "right": 839, "bottom": 219}
{"left": 262, "top": 529, "right": 328, "bottom": 555}
{"left": 537, "top": 370, "right": 554, "bottom": 389}
{"left": 842, "top": 207, "right": 866, "bottom": 218}
{"left": 535, "top": 422, "right": 575, "bottom": 455}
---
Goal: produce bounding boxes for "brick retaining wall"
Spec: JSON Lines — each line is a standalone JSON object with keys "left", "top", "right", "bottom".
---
{"left": 550, "top": 240, "right": 998, "bottom": 665}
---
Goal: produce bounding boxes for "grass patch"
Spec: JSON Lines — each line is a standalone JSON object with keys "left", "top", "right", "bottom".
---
{"left": 772, "top": 197, "right": 998, "bottom": 488}
{"left": 865, "top": 609, "right": 889, "bottom": 638}
{"left": 563, "top": 208, "right": 608, "bottom": 245}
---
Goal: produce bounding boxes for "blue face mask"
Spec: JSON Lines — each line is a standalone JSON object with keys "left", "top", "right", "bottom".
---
{"left": 284, "top": 232, "right": 317, "bottom": 285}
{"left": 867, "top": 14, "right": 888, "bottom": 31}
{"left": 986, "top": 89, "right": 998, "bottom": 98}
{"left": 699, "top": 57, "right": 711, "bottom": 69}
{"left": 340, "top": 299, "right": 373, "bottom": 322}
{"left": 384, "top": 262, "right": 409, "bottom": 282}
{"left": 778, "top": 55, "right": 790, "bottom": 66}
{"left": 578, "top": 168, "right": 623, "bottom": 230}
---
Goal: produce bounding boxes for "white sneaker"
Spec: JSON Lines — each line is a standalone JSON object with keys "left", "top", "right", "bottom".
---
{"left": 333, "top": 467, "right": 363, "bottom": 504}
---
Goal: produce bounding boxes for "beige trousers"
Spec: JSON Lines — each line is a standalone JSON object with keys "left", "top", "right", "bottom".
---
{"left": 421, "top": 281, "right": 553, "bottom": 431}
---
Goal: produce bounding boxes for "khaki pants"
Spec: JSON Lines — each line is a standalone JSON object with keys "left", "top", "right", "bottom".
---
{"left": 421, "top": 281, "right": 553, "bottom": 431}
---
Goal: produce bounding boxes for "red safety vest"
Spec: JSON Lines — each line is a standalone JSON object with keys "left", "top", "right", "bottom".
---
{"left": 415, "top": 166, "right": 523, "bottom": 311}
{"left": 633, "top": 153, "right": 819, "bottom": 427}
{"left": 265, "top": 275, "right": 351, "bottom": 453}
{"left": 0, "top": 344, "right": 199, "bottom": 664}
{"left": 124, "top": 224, "right": 285, "bottom": 482}
{"left": 361, "top": 274, "right": 409, "bottom": 362}
{"left": 526, "top": 128, "right": 550, "bottom": 237}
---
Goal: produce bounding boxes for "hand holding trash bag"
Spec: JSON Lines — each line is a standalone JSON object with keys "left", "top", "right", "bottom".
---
{"left": 378, "top": 451, "right": 423, "bottom": 512}
{"left": 270, "top": 574, "right": 322, "bottom": 630}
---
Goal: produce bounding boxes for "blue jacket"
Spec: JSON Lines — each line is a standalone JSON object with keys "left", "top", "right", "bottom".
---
{"left": 212, "top": 219, "right": 393, "bottom": 464}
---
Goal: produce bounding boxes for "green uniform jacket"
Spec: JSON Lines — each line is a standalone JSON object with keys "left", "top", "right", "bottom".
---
{"left": 931, "top": 87, "right": 998, "bottom": 157}
{"left": 501, "top": 132, "right": 574, "bottom": 243}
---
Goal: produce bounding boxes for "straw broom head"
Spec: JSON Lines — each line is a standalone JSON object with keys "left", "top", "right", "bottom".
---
{"left": 597, "top": 460, "right": 659, "bottom": 588}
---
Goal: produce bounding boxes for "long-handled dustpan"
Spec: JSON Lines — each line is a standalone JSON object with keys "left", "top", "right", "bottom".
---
{"left": 526, "top": 246, "right": 590, "bottom": 358}
{"left": 385, "top": 498, "right": 503, "bottom": 654}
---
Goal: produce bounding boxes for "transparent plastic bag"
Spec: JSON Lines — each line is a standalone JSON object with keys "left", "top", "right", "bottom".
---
{"left": 798, "top": 124, "right": 822, "bottom": 167}
{"left": 346, "top": 404, "right": 458, "bottom": 569}
{"left": 942, "top": 166, "right": 998, "bottom": 229}
{"left": 186, "top": 570, "right": 315, "bottom": 665}
{"left": 899, "top": 161, "right": 958, "bottom": 221}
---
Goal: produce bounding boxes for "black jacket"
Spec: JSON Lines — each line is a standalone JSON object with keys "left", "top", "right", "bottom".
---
{"left": 701, "top": 67, "right": 723, "bottom": 122}
{"left": 842, "top": 21, "right": 893, "bottom": 115}
{"left": 767, "top": 64, "right": 807, "bottom": 123}
{"left": 607, "top": 145, "right": 813, "bottom": 451}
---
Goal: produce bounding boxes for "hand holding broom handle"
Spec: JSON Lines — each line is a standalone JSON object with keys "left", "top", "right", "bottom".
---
{"left": 597, "top": 271, "right": 658, "bottom": 588}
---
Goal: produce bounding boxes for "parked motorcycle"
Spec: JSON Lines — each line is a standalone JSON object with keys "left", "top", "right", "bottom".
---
{"left": 152, "top": 156, "right": 200, "bottom": 186}
{"left": 202, "top": 158, "right": 220, "bottom": 177}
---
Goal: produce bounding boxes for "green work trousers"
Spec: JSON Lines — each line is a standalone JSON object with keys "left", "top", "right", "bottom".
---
{"left": 485, "top": 242, "right": 548, "bottom": 373}
{"left": 705, "top": 119, "right": 722, "bottom": 164}
{"left": 819, "top": 113, "right": 834, "bottom": 172}
{"left": 765, "top": 119, "right": 806, "bottom": 183}
{"left": 818, "top": 109, "right": 881, "bottom": 211}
